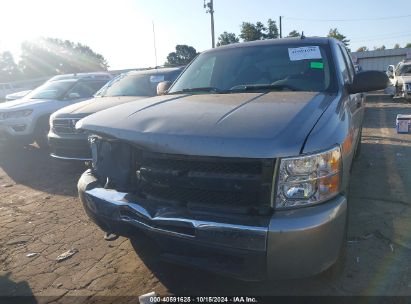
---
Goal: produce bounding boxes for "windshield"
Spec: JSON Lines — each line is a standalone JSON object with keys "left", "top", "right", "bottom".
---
{"left": 399, "top": 64, "right": 411, "bottom": 76}
{"left": 96, "top": 74, "right": 162, "bottom": 97}
{"left": 25, "top": 80, "right": 75, "bottom": 99}
{"left": 63, "top": 80, "right": 108, "bottom": 99}
{"left": 169, "top": 44, "right": 336, "bottom": 94}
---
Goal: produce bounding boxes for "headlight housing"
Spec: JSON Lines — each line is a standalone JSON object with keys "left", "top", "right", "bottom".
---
{"left": 275, "top": 146, "right": 341, "bottom": 209}
{"left": 0, "top": 109, "right": 33, "bottom": 120}
{"left": 88, "top": 135, "right": 105, "bottom": 170}
{"left": 87, "top": 134, "right": 133, "bottom": 190}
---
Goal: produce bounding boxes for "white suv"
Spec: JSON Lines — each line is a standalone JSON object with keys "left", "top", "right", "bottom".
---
{"left": 0, "top": 75, "right": 110, "bottom": 148}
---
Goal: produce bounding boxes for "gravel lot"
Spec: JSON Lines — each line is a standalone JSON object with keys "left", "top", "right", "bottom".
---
{"left": 1, "top": 96, "right": 411, "bottom": 302}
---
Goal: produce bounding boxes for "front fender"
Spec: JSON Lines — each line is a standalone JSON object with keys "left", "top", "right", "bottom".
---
{"left": 302, "top": 93, "right": 354, "bottom": 192}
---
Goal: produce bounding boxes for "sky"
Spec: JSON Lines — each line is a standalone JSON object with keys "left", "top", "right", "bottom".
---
{"left": 0, "top": 0, "right": 411, "bottom": 70}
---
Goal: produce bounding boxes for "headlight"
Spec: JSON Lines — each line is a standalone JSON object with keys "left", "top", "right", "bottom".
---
{"left": 88, "top": 135, "right": 113, "bottom": 170}
{"left": 275, "top": 146, "right": 341, "bottom": 209}
{"left": 88, "top": 135, "right": 101, "bottom": 170}
{"left": 0, "top": 109, "right": 33, "bottom": 120}
{"left": 87, "top": 134, "right": 132, "bottom": 189}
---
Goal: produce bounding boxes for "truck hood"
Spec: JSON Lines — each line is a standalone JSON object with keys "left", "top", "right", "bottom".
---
{"left": 0, "top": 97, "right": 53, "bottom": 110}
{"left": 52, "top": 96, "right": 146, "bottom": 119}
{"left": 77, "top": 92, "right": 336, "bottom": 158}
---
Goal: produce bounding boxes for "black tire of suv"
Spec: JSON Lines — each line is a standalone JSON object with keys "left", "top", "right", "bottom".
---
{"left": 34, "top": 116, "right": 50, "bottom": 150}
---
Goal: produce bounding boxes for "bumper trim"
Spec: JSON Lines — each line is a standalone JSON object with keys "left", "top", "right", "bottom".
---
{"left": 50, "top": 153, "right": 92, "bottom": 161}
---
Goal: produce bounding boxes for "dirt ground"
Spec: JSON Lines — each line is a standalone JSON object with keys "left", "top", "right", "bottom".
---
{"left": 1, "top": 96, "right": 411, "bottom": 302}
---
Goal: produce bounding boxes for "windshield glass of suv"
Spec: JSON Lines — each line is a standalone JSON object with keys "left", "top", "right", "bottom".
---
{"left": 96, "top": 74, "right": 161, "bottom": 97}
{"left": 25, "top": 80, "right": 75, "bottom": 99}
{"left": 169, "top": 43, "right": 336, "bottom": 94}
{"left": 399, "top": 65, "right": 411, "bottom": 75}
{"left": 63, "top": 80, "right": 108, "bottom": 99}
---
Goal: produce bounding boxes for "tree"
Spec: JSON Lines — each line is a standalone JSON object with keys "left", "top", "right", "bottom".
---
{"left": 165, "top": 45, "right": 198, "bottom": 66}
{"left": 240, "top": 19, "right": 280, "bottom": 42}
{"left": 356, "top": 46, "right": 368, "bottom": 52}
{"left": 405, "top": 43, "right": 411, "bottom": 48}
{"left": 18, "top": 37, "right": 109, "bottom": 78}
{"left": 240, "top": 22, "right": 264, "bottom": 41}
{"left": 373, "top": 45, "right": 386, "bottom": 51}
{"left": 216, "top": 32, "right": 239, "bottom": 47}
{"left": 393, "top": 43, "right": 400, "bottom": 49}
{"left": 0, "top": 51, "right": 21, "bottom": 82}
{"left": 327, "top": 28, "right": 350, "bottom": 47}
{"left": 265, "top": 19, "right": 279, "bottom": 39}
{"left": 287, "top": 30, "right": 300, "bottom": 38}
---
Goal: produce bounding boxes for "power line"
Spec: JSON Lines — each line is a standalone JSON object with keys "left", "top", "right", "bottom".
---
{"left": 285, "top": 14, "right": 411, "bottom": 22}
{"left": 152, "top": 21, "right": 157, "bottom": 67}
{"left": 350, "top": 33, "right": 411, "bottom": 43}
{"left": 350, "top": 31, "right": 411, "bottom": 40}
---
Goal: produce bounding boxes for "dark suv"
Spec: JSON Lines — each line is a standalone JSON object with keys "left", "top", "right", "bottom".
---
{"left": 48, "top": 67, "right": 184, "bottom": 160}
{"left": 77, "top": 37, "right": 387, "bottom": 280}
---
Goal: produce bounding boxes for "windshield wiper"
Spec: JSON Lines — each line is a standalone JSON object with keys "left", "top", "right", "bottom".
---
{"left": 229, "top": 84, "right": 298, "bottom": 92}
{"left": 169, "top": 87, "right": 227, "bottom": 94}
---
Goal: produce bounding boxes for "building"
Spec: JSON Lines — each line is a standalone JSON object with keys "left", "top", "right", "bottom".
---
{"left": 351, "top": 48, "right": 411, "bottom": 72}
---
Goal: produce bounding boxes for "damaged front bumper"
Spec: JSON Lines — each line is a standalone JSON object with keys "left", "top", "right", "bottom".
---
{"left": 78, "top": 170, "right": 347, "bottom": 281}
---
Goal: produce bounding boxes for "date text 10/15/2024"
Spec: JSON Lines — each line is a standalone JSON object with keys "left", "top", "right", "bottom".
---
{"left": 146, "top": 296, "right": 258, "bottom": 303}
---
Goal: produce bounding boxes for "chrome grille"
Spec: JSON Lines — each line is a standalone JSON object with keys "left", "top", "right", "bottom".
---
{"left": 52, "top": 118, "right": 80, "bottom": 135}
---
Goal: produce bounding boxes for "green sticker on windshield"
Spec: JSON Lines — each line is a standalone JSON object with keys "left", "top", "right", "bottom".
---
{"left": 310, "top": 62, "right": 324, "bottom": 69}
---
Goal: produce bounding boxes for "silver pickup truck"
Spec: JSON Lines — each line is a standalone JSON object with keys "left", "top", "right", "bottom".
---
{"left": 77, "top": 37, "right": 388, "bottom": 280}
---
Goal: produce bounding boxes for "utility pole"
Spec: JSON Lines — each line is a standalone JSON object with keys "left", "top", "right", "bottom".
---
{"left": 152, "top": 21, "right": 158, "bottom": 67}
{"left": 204, "top": 0, "right": 215, "bottom": 48}
{"left": 279, "top": 16, "right": 282, "bottom": 38}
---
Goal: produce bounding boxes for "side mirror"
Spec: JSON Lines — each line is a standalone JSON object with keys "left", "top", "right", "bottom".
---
{"left": 157, "top": 81, "right": 172, "bottom": 95}
{"left": 348, "top": 71, "right": 389, "bottom": 94}
{"left": 67, "top": 92, "right": 81, "bottom": 100}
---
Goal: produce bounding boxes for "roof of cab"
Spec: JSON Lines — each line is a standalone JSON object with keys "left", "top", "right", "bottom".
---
{"left": 204, "top": 36, "right": 337, "bottom": 53}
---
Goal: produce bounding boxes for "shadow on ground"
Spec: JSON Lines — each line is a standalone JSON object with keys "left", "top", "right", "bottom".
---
{"left": 0, "top": 145, "right": 86, "bottom": 197}
{"left": 0, "top": 272, "right": 37, "bottom": 303}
